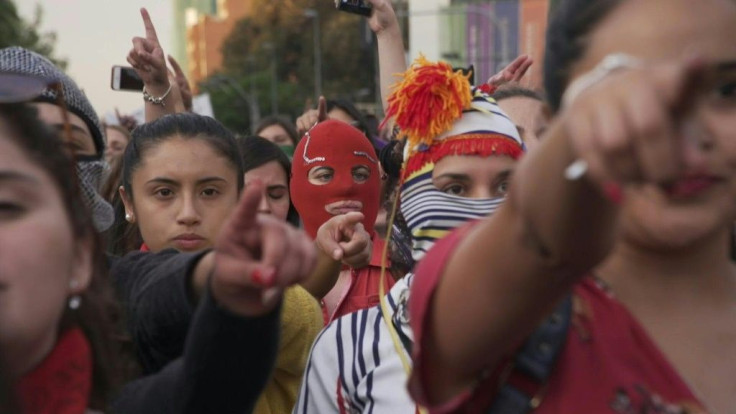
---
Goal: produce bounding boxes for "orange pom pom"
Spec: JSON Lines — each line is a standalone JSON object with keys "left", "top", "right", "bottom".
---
{"left": 384, "top": 56, "right": 472, "bottom": 154}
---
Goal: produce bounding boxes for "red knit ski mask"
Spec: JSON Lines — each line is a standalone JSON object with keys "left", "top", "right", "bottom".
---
{"left": 290, "top": 120, "right": 380, "bottom": 239}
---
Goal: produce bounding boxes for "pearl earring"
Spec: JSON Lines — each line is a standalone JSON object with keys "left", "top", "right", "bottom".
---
{"left": 68, "top": 280, "right": 81, "bottom": 310}
{"left": 125, "top": 213, "right": 133, "bottom": 222}
{"left": 68, "top": 295, "right": 82, "bottom": 310}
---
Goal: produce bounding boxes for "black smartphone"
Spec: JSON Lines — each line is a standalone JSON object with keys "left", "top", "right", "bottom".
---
{"left": 111, "top": 66, "right": 144, "bottom": 91}
{"left": 335, "top": 0, "right": 372, "bottom": 16}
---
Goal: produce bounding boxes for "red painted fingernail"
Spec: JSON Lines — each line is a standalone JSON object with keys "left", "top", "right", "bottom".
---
{"left": 603, "top": 182, "right": 624, "bottom": 205}
{"left": 252, "top": 269, "right": 265, "bottom": 286}
{"left": 252, "top": 268, "right": 276, "bottom": 288}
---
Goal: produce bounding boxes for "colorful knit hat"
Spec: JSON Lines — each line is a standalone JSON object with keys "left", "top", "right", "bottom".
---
{"left": 385, "top": 56, "right": 525, "bottom": 261}
{"left": 386, "top": 55, "right": 524, "bottom": 180}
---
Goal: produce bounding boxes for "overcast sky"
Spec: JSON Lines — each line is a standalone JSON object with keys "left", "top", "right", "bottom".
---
{"left": 17, "top": 0, "right": 174, "bottom": 117}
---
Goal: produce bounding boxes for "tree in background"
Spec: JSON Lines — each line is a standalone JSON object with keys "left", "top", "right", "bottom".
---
{"left": 0, "top": 0, "right": 66, "bottom": 69}
{"left": 201, "top": 0, "right": 401, "bottom": 135}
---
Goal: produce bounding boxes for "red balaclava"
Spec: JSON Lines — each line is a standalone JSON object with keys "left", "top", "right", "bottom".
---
{"left": 290, "top": 120, "right": 380, "bottom": 239}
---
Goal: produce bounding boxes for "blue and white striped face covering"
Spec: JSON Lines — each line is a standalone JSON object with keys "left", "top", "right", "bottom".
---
{"left": 396, "top": 86, "right": 524, "bottom": 262}
{"left": 399, "top": 164, "right": 505, "bottom": 262}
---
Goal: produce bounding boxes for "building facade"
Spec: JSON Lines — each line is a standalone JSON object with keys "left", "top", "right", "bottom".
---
{"left": 408, "top": 0, "right": 549, "bottom": 88}
{"left": 185, "top": 0, "right": 254, "bottom": 89}
{"left": 172, "top": 0, "right": 217, "bottom": 70}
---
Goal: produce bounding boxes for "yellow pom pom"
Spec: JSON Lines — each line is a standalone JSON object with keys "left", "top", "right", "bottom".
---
{"left": 385, "top": 56, "right": 472, "bottom": 153}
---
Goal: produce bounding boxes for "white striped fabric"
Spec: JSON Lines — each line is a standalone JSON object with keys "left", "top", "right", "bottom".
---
{"left": 293, "top": 85, "right": 524, "bottom": 413}
{"left": 400, "top": 169, "right": 505, "bottom": 262}
{"left": 399, "top": 86, "right": 522, "bottom": 261}
{"left": 294, "top": 275, "right": 415, "bottom": 414}
{"left": 403, "top": 88, "right": 523, "bottom": 159}
{"left": 293, "top": 170, "right": 503, "bottom": 414}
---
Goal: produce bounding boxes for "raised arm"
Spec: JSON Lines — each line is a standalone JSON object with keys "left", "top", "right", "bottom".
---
{"left": 127, "top": 8, "right": 185, "bottom": 122}
{"left": 366, "top": 0, "right": 407, "bottom": 111}
{"left": 412, "top": 56, "right": 707, "bottom": 404}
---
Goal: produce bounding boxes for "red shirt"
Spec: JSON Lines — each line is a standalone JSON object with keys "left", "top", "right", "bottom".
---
{"left": 321, "top": 234, "right": 395, "bottom": 324}
{"left": 408, "top": 223, "right": 706, "bottom": 414}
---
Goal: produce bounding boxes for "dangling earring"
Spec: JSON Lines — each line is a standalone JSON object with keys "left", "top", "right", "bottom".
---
{"left": 68, "top": 295, "right": 82, "bottom": 310}
{"left": 69, "top": 280, "right": 81, "bottom": 310}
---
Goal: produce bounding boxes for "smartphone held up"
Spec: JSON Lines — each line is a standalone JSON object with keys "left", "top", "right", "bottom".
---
{"left": 111, "top": 65, "right": 144, "bottom": 91}
{"left": 335, "top": 0, "right": 372, "bottom": 16}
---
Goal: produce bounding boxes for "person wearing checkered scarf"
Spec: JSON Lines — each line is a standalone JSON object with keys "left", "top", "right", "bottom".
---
{"left": 0, "top": 47, "right": 114, "bottom": 232}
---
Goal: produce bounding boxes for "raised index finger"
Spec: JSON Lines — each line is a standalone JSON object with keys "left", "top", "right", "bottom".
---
{"left": 228, "top": 180, "right": 263, "bottom": 233}
{"left": 317, "top": 96, "right": 328, "bottom": 122}
{"left": 338, "top": 212, "right": 365, "bottom": 236}
{"left": 140, "top": 8, "right": 159, "bottom": 43}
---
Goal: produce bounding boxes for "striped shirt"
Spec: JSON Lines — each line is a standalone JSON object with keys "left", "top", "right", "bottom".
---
{"left": 294, "top": 275, "right": 416, "bottom": 414}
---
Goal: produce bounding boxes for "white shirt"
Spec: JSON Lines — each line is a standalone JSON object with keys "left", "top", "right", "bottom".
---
{"left": 293, "top": 275, "right": 416, "bottom": 413}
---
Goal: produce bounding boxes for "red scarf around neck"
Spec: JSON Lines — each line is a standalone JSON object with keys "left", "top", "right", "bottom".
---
{"left": 15, "top": 327, "right": 93, "bottom": 414}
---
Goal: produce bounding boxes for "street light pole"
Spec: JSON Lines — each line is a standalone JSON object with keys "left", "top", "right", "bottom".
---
{"left": 263, "top": 42, "right": 278, "bottom": 115}
{"left": 304, "top": 9, "right": 322, "bottom": 104}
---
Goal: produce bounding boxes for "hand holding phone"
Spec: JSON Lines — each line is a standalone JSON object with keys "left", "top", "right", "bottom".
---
{"left": 111, "top": 66, "right": 145, "bottom": 91}
{"left": 335, "top": 0, "right": 373, "bottom": 16}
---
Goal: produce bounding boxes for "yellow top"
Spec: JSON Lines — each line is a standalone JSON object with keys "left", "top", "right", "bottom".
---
{"left": 253, "top": 285, "right": 324, "bottom": 414}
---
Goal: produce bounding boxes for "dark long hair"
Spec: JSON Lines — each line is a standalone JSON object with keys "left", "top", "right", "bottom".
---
{"left": 544, "top": 0, "right": 624, "bottom": 113}
{"left": 105, "top": 155, "right": 143, "bottom": 256}
{"left": 492, "top": 85, "right": 545, "bottom": 103}
{"left": 237, "top": 135, "right": 300, "bottom": 227}
{"left": 0, "top": 103, "right": 133, "bottom": 409}
{"left": 122, "top": 113, "right": 244, "bottom": 200}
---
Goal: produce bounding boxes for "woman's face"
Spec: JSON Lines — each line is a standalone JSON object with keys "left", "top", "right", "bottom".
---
{"left": 105, "top": 127, "right": 129, "bottom": 163}
{"left": 244, "top": 160, "right": 290, "bottom": 222}
{"left": 290, "top": 120, "right": 381, "bottom": 238}
{"left": 121, "top": 136, "right": 240, "bottom": 253}
{"left": 0, "top": 120, "right": 91, "bottom": 376}
{"left": 307, "top": 162, "right": 373, "bottom": 214}
{"left": 33, "top": 102, "right": 97, "bottom": 157}
{"left": 433, "top": 155, "right": 516, "bottom": 199}
{"left": 571, "top": 0, "right": 736, "bottom": 250}
{"left": 259, "top": 124, "right": 294, "bottom": 148}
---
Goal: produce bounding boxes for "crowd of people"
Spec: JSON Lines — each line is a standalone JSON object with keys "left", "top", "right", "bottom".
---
{"left": 0, "top": 0, "right": 734, "bottom": 413}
